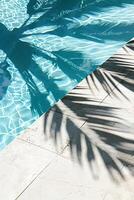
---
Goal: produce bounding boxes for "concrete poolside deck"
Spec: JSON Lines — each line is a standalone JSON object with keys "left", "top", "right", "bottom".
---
{"left": 0, "top": 42, "right": 134, "bottom": 200}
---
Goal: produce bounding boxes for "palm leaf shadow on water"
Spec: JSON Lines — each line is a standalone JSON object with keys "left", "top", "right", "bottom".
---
{"left": 24, "top": 0, "right": 134, "bottom": 41}
{"left": 44, "top": 42, "right": 134, "bottom": 182}
{"left": 0, "top": 0, "right": 93, "bottom": 114}
{"left": 0, "top": 24, "right": 52, "bottom": 114}
{"left": 0, "top": 4, "right": 80, "bottom": 113}
{"left": 0, "top": 0, "right": 134, "bottom": 181}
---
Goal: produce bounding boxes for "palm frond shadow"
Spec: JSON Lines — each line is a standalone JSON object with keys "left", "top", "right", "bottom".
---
{"left": 89, "top": 42, "right": 134, "bottom": 98}
{"left": 43, "top": 41, "right": 134, "bottom": 182}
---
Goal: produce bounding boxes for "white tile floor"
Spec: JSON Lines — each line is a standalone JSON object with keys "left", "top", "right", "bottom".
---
{"left": 0, "top": 43, "right": 134, "bottom": 200}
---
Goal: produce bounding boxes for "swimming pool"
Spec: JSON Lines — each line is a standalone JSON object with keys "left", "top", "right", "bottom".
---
{"left": 0, "top": 0, "right": 134, "bottom": 149}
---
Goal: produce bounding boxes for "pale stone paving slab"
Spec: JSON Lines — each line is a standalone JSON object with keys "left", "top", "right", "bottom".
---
{"left": 60, "top": 124, "right": 134, "bottom": 200}
{"left": 16, "top": 156, "right": 105, "bottom": 200}
{"left": 103, "top": 191, "right": 134, "bottom": 200}
{"left": 18, "top": 110, "right": 85, "bottom": 154}
{"left": 0, "top": 139, "right": 56, "bottom": 200}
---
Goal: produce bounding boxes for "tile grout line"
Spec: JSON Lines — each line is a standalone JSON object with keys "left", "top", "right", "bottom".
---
{"left": 17, "top": 137, "right": 74, "bottom": 161}
{"left": 14, "top": 156, "right": 57, "bottom": 200}
{"left": 60, "top": 119, "right": 87, "bottom": 153}
{"left": 99, "top": 67, "right": 132, "bottom": 104}
{"left": 79, "top": 93, "right": 109, "bottom": 128}
{"left": 17, "top": 137, "right": 59, "bottom": 155}
{"left": 100, "top": 93, "right": 109, "bottom": 104}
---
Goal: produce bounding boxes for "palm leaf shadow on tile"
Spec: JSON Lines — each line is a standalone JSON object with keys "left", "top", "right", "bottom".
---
{"left": 43, "top": 41, "right": 134, "bottom": 182}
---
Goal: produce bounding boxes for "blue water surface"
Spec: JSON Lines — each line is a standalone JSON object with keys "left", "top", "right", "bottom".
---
{"left": 0, "top": 0, "right": 134, "bottom": 149}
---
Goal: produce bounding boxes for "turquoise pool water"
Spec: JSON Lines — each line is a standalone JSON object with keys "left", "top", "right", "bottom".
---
{"left": 0, "top": 0, "right": 134, "bottom": 149}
